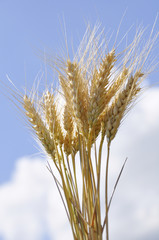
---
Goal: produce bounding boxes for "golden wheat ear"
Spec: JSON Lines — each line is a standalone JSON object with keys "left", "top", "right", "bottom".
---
{"left": 104, "top": 71, "right": 143, "bottom": 142}
{"left": 59, "top": 60, "right": 89, "bottom": 139}
{"left": 88, "top": 49, "right": 116, "bottom": 128}
{"left": 42, "top": 89, "right": 64, "bottom": 145}
{"left": 23, "top": 94, "right": 56, "bottom": 157}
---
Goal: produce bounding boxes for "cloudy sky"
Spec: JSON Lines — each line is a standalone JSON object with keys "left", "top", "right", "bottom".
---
{"left": 0, "top": 0, "right": 159, "bottom": 240}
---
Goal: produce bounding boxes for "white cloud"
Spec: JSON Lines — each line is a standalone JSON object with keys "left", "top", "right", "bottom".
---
{"left": 0, "top": 88, "right": 159, "bottom": 240}
{"left": 108, "top": 88, "right": 159, "bottom": 240}
{"left": 0, "top": 158, "right": 72, "bottom": 240}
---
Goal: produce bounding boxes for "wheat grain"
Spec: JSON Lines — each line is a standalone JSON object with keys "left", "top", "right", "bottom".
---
{"left": 64, "top": 133, "right": 72, "bottom": 155}
{"left": 72, "top": 131, "right": 79, "bottom": 154}
{"left": 63, "top": 104, "right": 74, "bottom": 136}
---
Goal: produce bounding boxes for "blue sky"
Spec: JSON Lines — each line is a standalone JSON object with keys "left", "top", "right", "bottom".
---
{"left": 0, "top": 0, "right": 159, "bottom": 240}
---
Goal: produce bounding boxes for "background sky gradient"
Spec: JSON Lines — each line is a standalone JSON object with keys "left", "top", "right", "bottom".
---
{"left": 0, "top": 0, "right": 159, "bottom": 240}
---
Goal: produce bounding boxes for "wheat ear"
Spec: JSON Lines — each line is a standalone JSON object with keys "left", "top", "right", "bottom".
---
{"left": 104, "top": 71, "right": 143, "bottom": 142}
{"left": 88, "top": 49, "right": 116, "bottom": 128}
{"left": 63, "top": 105, "right": 74, "bottom": 155}
{"left": 65, "top": 60, "right": 89, "bottom": 138}
{"left": 23, "top": 95, "right": 56, "bottom": 158}
{"left": 43, "top": 90, "right": 64, "bottom": 145}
